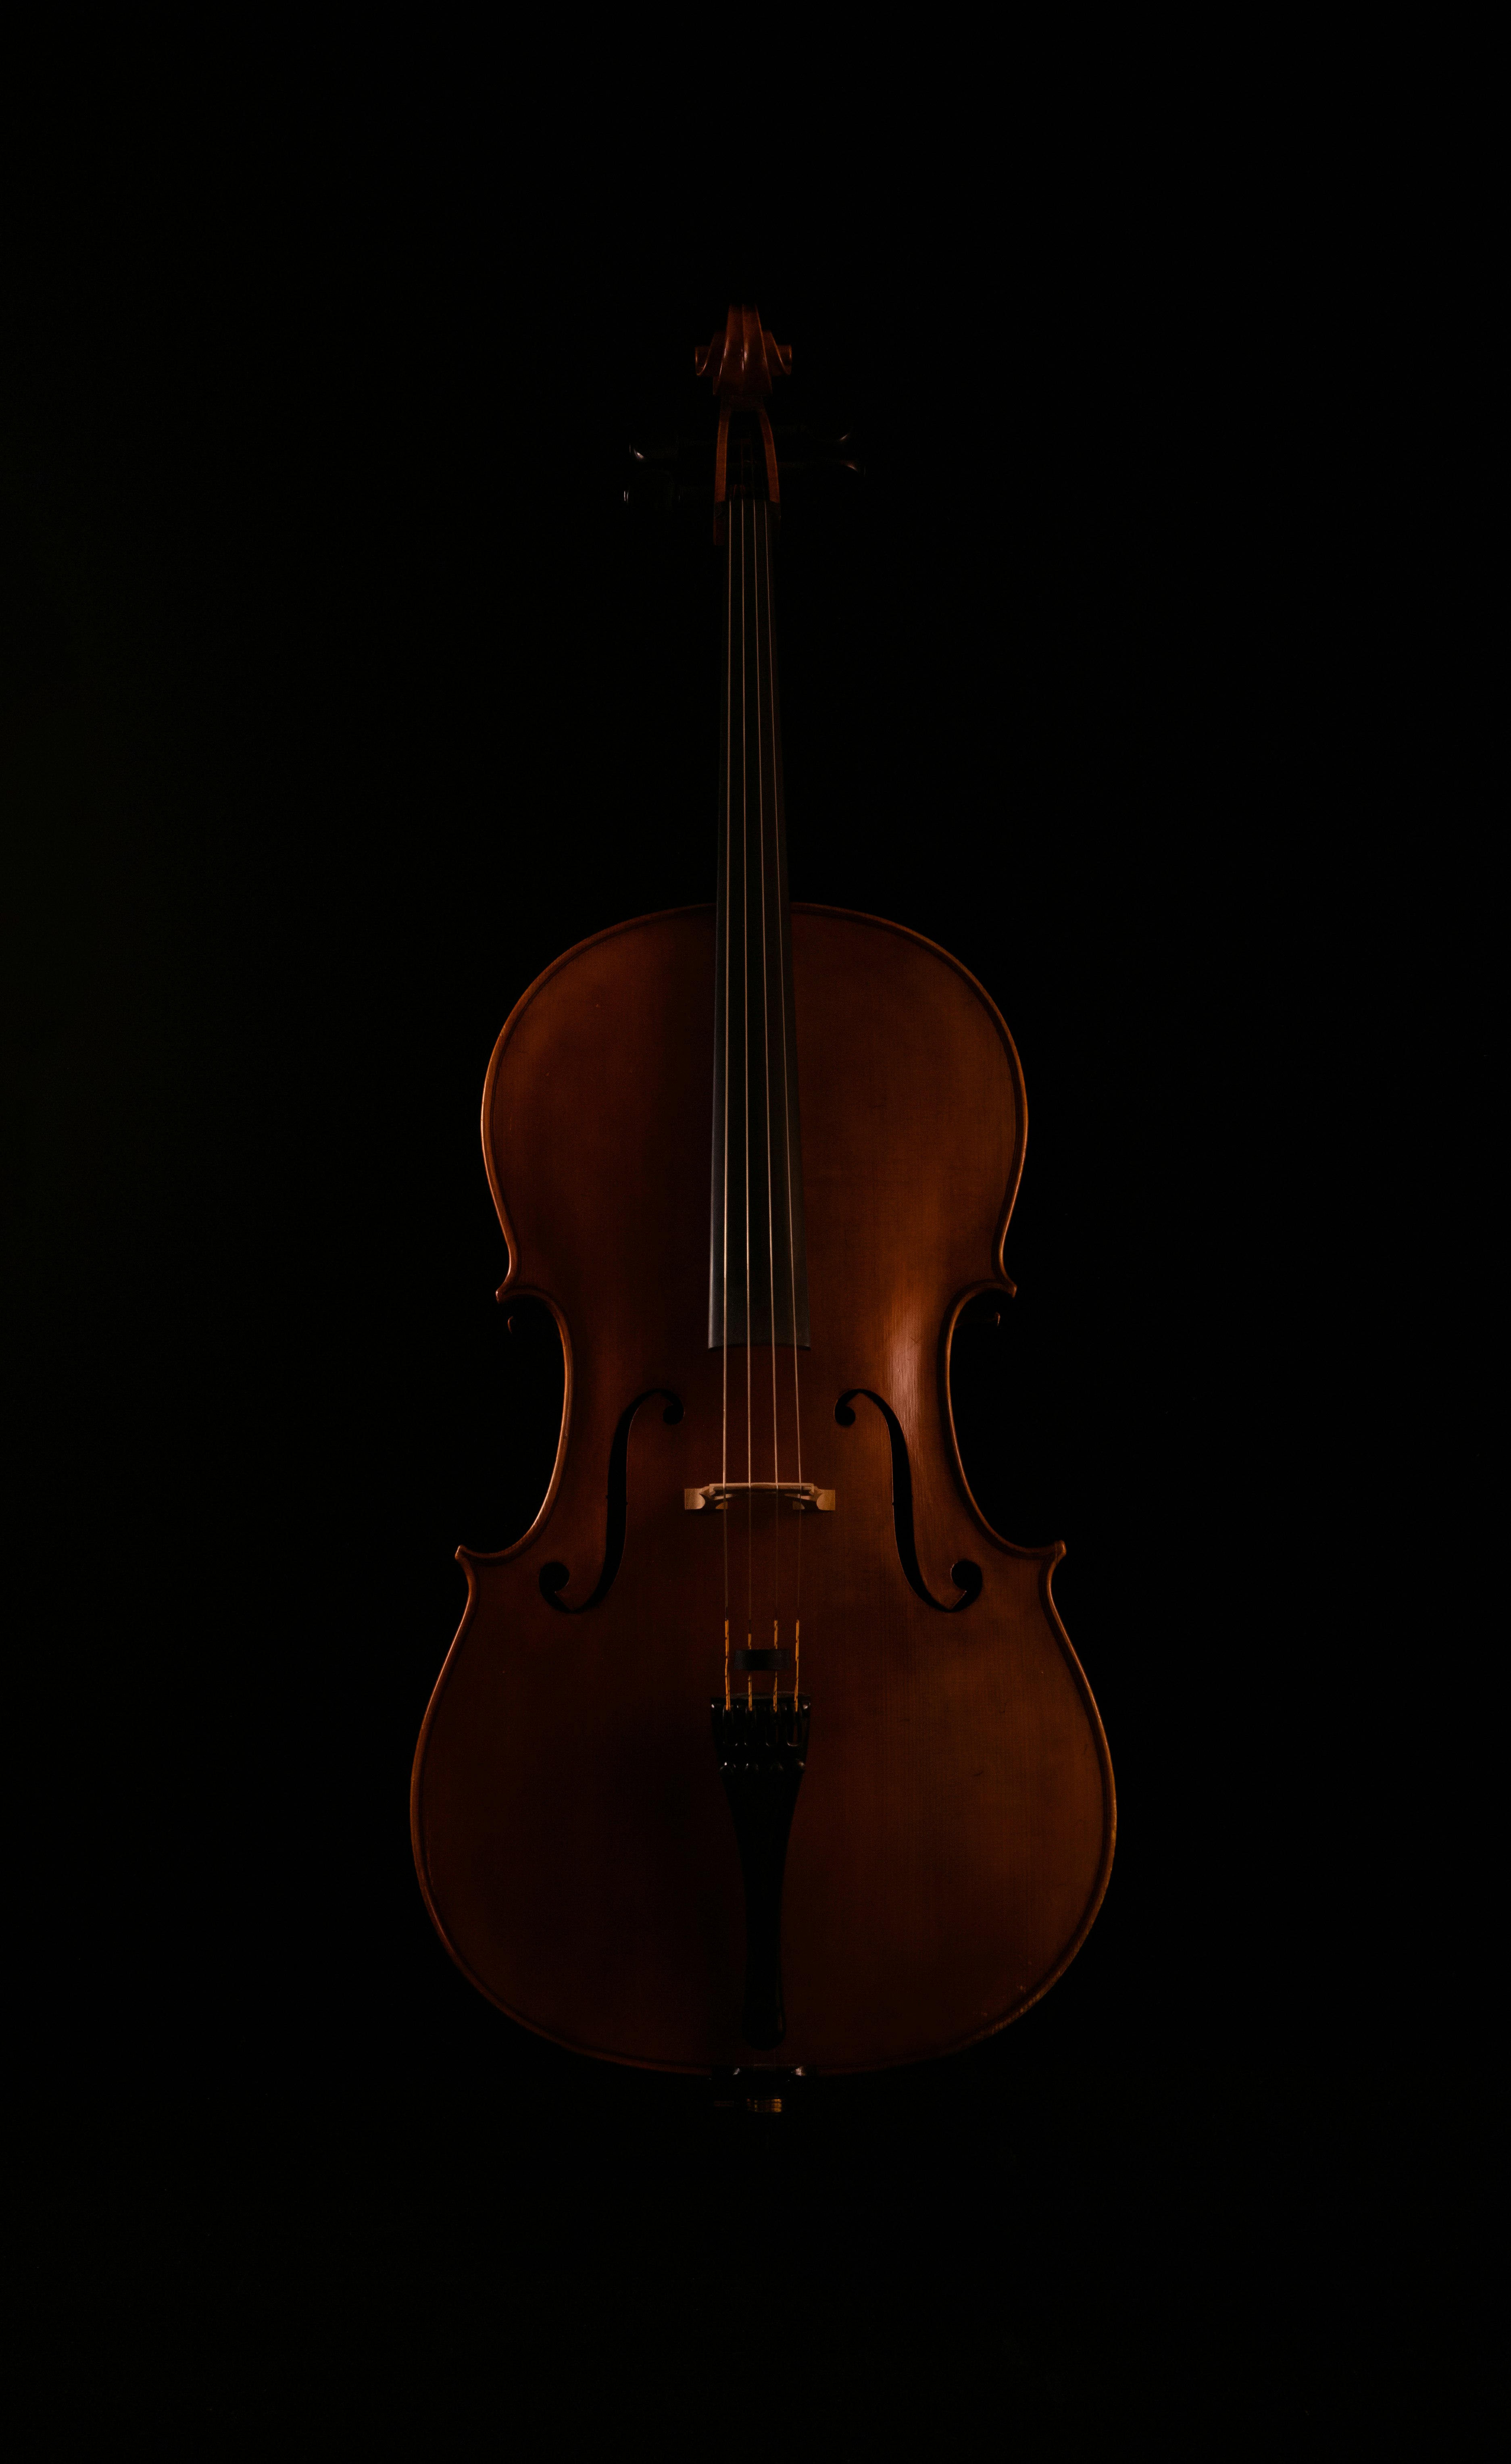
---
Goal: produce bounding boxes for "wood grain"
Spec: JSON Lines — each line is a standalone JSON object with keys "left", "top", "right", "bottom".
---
{"left": 411, "top": 904, "right": 1115, "bottom": 2072}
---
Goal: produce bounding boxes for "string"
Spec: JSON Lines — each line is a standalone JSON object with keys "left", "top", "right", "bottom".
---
{"left": 715, "top": 480, "right": 805, "bottom": 1712}
{"left": 722, "top": 497, "right": 732, "bottom": 1706}
{"left": 764, "top": 502, "right": 804, "bottom": 1699}
{"left": 741, "top": 498, "right": 753, "bottom": 1708}
{"left": 754, "top": 501, "right": 782, "bottom": 1708}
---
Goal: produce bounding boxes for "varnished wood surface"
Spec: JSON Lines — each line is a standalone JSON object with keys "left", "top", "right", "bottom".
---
{"left": 411, "top": 905, "right": 1115, "bottom": 2072}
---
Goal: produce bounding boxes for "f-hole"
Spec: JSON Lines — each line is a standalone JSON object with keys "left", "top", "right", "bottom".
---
{"left": 540, "top": 1388, "right": 684, "bottom": 1612}
{"left": 835, "top": 1389, "right": 982, "bottom": 1612}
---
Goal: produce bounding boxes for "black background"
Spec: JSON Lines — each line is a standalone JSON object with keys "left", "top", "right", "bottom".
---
{"left": 5, "top": 126, "right": 1487, "bottom": 2434}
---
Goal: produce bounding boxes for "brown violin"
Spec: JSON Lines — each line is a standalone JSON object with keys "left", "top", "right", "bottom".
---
{"left": 411, "top": 307, "right": 1114, "bottom": 2072}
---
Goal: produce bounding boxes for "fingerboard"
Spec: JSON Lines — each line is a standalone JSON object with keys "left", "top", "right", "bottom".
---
{"left": 708, "top": 495, "right": 810, "bottom": 1350}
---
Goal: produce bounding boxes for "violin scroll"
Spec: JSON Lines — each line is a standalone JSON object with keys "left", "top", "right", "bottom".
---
{"left": 694, "top": 304, "right": 791, "bottom": 403}
{"left": 697, "top": 302, "right": 790, "bottom": 525}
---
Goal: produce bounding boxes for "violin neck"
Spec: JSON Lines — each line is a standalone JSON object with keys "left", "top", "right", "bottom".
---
{"left": 709, "top": 496, "right": 811, "bottom": 1352}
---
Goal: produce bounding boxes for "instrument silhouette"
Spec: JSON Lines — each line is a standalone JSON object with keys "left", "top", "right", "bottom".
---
{"left": 411, "top": 306, "right": 1115, "bottom": 2072}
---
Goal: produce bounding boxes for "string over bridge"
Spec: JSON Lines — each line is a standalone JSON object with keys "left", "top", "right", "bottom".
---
{"left": 685, "top": 1481, "right": 834, "bottom": 1513}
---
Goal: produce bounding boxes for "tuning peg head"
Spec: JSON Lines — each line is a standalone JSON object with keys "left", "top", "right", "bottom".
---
{"left": 696, "top": 305, "right": 791, "bottom": 406}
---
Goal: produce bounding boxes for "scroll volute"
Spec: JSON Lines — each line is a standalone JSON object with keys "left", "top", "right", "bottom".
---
{"left": 695, "top": 303, "right": 791, "bottom": 523}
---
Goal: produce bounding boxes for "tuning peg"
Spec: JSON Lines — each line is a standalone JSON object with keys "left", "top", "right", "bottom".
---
{"left": 621, "top": 422, "right": 859, "bottom": 517}
{"left": 622, "top": 434, "right": 717, "bottom": 517}
{"left": 767, "top": 422, "right": 862, "bottom": 477}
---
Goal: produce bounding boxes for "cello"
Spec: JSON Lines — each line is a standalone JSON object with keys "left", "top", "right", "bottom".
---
{"left": 411, "top": 306, "right": 1114, "bottom": 2073}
